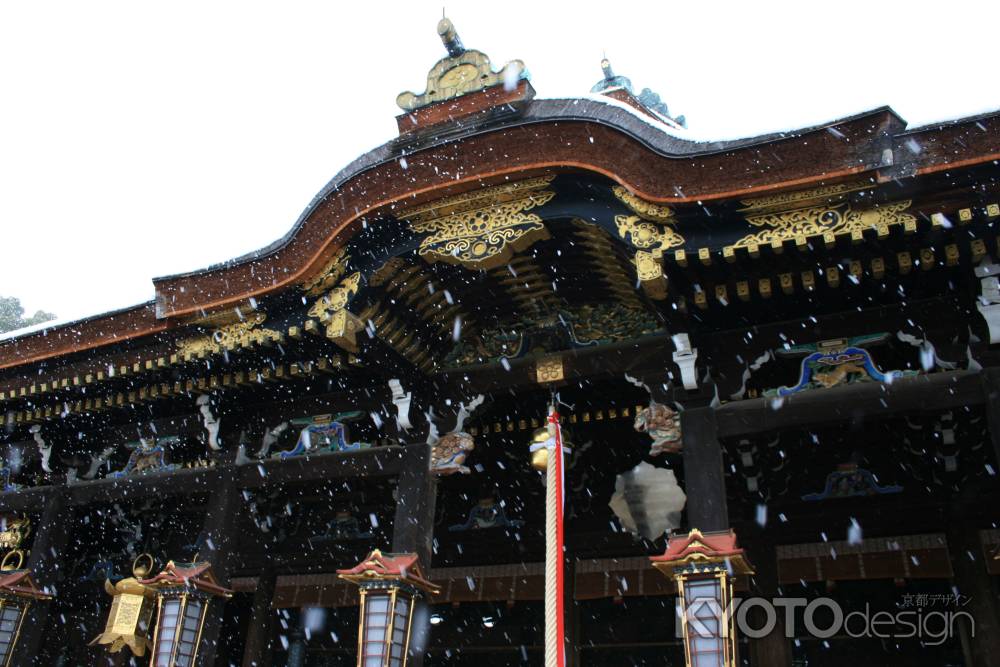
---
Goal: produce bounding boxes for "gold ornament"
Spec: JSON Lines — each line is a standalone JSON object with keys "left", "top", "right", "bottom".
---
{"left": 89, "top": 554, "right": 157, "bottom": 657}
{"left": 396, "top": 19, "right": 527, "bottom": 111}
{"left": 176, "top": 312, "right": 282, "bottom": 358}
{"left": 301, "top": 248, "right": 349, "bottom": 297}
{"left": 728, "top": 201, "right": 915, "bottom": 252}
{"left": 612, "top": 186, "right": 676, "bottom": 222}
{"left": 737, "top": 180, "right": 871, "bottom": 214}
{"left": 405, "top": 177, "right": 556, "bottom": 270}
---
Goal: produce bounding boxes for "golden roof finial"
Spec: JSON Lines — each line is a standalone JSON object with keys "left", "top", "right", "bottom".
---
{"left": 437, "top": 17, "right": 464, "bottom": 57}
{"left": 396, "top": 19, "right": 528, "bottom": 112}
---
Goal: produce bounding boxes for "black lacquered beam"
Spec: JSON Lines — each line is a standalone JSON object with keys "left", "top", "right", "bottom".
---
{"left": 65, "top": 467, "right": 223, "bottom": 505}
{"left": 236, "top": 444, "right": 408, "bottom": 488}
{"left": 715, "top": 369, "right": 983, "bottom": 438}
{"left": 0, "top": 485, "right": 55, "bottom": 514}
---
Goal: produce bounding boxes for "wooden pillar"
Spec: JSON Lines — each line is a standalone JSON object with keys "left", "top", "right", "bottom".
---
{"left": 391, "top": 443, "right": 436, "bottom": 667}
{"left": 747, "top": 539, "right": 793, "bottom": 667}
{"left": 13, "top": 490, "right": 70, "bottom": 666}
{"left": 195, "top": 469, "right": 241, "bottom": 667}
{"left": 680, "top": 406, "right": 729, "bottom": 532}
{"left": 947, "top": 516, "right": 1000, "bottom": 667}
{"left": 980, "top": 367, "right": 1000, "bottom": 468}
{"left": 241, "top": 568, "right": 278, "bottom": 667}
{"left": 391, "top": 443, "right": 436, "bottom": 565}
{"left": 285, "top": 610, "right": 309, "bottom": 667}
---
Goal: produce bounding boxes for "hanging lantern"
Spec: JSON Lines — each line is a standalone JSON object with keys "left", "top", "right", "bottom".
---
{"left": 139, "top": 560, "right": 232, "bottom": 667}
{"left": 650, "top": 529, "right": 754, "bottom": 667}
{"left": 337, "top": 550, "right": 439, "bottom": 667}
{"left": 0, "top": 549, "right": 52, "bottom": 666}
{"left": 89, "top": 554, "right": 157, "bottom": 656}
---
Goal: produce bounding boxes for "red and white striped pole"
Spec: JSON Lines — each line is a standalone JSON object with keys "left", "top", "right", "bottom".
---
{"left": 544, "top": 405, "right": 566, "bottom": 667}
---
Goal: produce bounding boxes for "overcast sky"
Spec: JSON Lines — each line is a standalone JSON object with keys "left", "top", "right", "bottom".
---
{"left": 2, "top": 1, "right": 997, "bottom": 323}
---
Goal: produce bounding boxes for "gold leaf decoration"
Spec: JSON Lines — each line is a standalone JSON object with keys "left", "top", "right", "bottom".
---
{"left": 406, "top": 177, "right": 556, "bottom": 270}
{"left": 308, "top": 273, "right": 361, "bottom": 321}
{"left": 396, "top": 19, "right": 527, "bottom": 111}
{"left": 737, "top": 180, "right": 871, "bottom": 214}
{"left": 615, "top": 216, "right": 685, "bottom": 257}
{"left": 301, "top": 248, "right": 349, "bottom": 297}
{"left": 176, "top": 312, "right": 282, "bottom": 358}
{"left": 729, "top": 201, "right": 915, "bottom": 250}
{"left": 612, "top": 186, "right": 676, "bottom": 222}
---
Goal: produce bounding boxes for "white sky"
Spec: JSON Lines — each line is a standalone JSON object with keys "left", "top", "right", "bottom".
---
{"left": 2, "top": 0, "right": 998, "bottom": 323}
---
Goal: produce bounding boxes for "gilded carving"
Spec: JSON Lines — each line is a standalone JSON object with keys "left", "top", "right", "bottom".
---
{"left": 396, "top": 19, "right": 527, "bottom": 111}
{"left": 308, "top": 272, "right": 361, "bottom": 321}
{"left": 612, "top": 186, "right": 675, "bottom": 222}
{"left": 176, "top": 312, "right": 282, "bottom": 357}
{"left": 737, "top": 180, "right": 871, "bottom": 213}
{"left": 305, "top": 271, "right": 363, "bottom": 352}
{"left": 535, "top": 356, "right": 565, "bottom": 384}
{"left": 729, "top": 201, "right": 915, "bottom": 251}
{"left": 615, "top": 216, "right": 685, "bottom": 256}
{"left": 406, "top": 178, "right": 556, "bottom": 270}
{"left": 301, "top": 248, "right": 349, "bottom": 297}
{"left": 611, "top": 187, "right": 684, "bottom": 301}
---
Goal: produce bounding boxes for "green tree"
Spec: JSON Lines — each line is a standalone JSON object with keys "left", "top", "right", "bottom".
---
{"left": 0, "top": 296, "right": 56, "bottom": 334}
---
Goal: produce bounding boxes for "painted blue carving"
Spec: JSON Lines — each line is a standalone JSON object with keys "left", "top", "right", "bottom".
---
{"left": 0, "top": 468, "right": 19, "bottom": 492}
{"left": 308, "top": 512, "right": 374, "bottom": 547}
{"left": 770, "top": 346, "right": 916, "bottom": 397}
{"left": 450, "top": 498, "right": 525, "bottom": 532}
{"left": 275, "top": 412, "right": 370, "bottom": 460}
{"left": 110, "top": 437, "right": 180, "bottom": 478}
{"left": 803, "top": 465, "right": 903, "bottom": 501}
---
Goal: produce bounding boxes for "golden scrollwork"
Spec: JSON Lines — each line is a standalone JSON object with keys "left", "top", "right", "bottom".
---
{"left": 308, "top": 273, "right": 361, "bottom": 321}
{"left": 612, "top": 186, "right": 675, "bottom": 222}
{"left": 614, "top": 215, "right": 683, "bottom": 301}
{"left": 615, "top": 215, "right": 685, "bottom": 257}
{"left": 405, "top": 177, "right": 556, "bottom": 270}
{"left": 396, "top": 19, "right": 527, "bottom": 111}
{"left": 301, "top": 248, "right": 349, "bottom": 297}
{"left": 0, "top": 517, "right": 29, "bottom": 552}
{"left": 176, "top": 312, "right": 282, "bottom": 357}
{"left": 306, "top": 272, "right": 363, "bottom": 352}
{"left": 729, "top": 201, "right": 915, "bottom": 250}
{"left": 737, "top": 180, "right": 871, "bottom": 214}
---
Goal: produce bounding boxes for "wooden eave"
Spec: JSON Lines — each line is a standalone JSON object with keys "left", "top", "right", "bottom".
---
{"left": 0, "top": 103, "right": 998, "bottom": 372}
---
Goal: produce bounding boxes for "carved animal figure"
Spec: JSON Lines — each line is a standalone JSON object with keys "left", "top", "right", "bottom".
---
{"left": 30, "top": 425, "right": 52, "bottom": 473}
{"left": 111, "top": 439, "right": 175, "bottom": 478}
{"left": 431, "top": 432, "right": 475, "bottom": 474}
{"left": 813, "top": 362, "right": 867, "bottom": 388}
{"left": 427, "top": 395, "right": 484, "bottom": 475}
{"left": 634, "top": 402, "right": 682, "bottom": 456}
{"left": 0, "top": 516, "right": 30, "bottom": 550}
{"left": 197, "top": 394, "right": 222, "bottom": 451}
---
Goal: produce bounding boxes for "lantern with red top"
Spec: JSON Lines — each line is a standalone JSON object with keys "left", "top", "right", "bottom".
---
{"left": 139, "top": 560, "right": 232, "bottom": 667}
{"left": 0, "top": 516, "right": 51, "bottom": 666}
{"left": 338, "top": 549, "right": 439, "bottom": 667}
{"left": 0, "top": 561, "right": 51, "bottom": 666}
{"left": 650, "top": 529, "right": 754, "bottom": 667}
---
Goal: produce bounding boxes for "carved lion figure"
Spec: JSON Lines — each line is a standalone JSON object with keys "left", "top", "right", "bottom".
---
{"left": 634, "top": 402, "right": 682, "bottom": 456}
{"left": 431, "top": 432, "right": 475, "bottom": 475}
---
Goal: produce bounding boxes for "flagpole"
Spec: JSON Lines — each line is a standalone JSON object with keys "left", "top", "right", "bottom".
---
{"left": 544, "top": 404, "right": 566, "bottom": 667}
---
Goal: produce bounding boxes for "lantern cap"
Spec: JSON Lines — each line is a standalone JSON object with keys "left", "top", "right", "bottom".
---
{"left": 0, "top": 569, "right": 52, "bottom": 600}
{"left": 139, "top": 560, "right": 232, "bottom": 598}
{"left": 650, "top": 529, "right": 754, "bottom": 577}
{"left": 337, "top": 549, "right": 439, "bottom": 595}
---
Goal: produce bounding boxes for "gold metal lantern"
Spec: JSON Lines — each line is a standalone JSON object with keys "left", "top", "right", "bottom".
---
{"left": 90, "top": 554, "right": 157, "bottom": 656}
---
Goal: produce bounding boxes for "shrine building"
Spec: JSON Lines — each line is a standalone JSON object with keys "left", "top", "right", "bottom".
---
{"left": 0, "top": 18, "right": 999, "bottom": 667}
